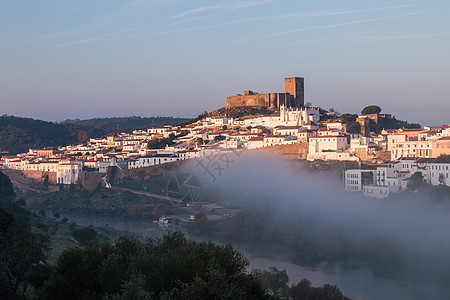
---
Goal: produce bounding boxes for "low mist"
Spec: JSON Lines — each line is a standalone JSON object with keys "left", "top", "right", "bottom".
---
{"left": 183, "top": 152, "right": 450, "bottom": 299}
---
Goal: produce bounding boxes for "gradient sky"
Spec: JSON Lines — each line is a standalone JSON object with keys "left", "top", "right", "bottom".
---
{"left": 1, "top": 0, "right": 449, "bottom": 125}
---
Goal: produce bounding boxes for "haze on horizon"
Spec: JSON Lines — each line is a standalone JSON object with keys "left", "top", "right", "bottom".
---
{"left": 1, "top": 0, "right": 449, "bottom": 125}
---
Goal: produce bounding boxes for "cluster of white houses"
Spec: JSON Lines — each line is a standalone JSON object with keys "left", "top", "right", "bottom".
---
{"left": 344, "top": 156, "right": 450, "bottom": 198}
{"left": 1, "top": 106, "right": 449, "bottom": 186}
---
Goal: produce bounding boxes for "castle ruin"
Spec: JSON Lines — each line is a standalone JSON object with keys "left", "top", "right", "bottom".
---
{"left": 226, "top": 77, "right": 304, "bottom": 108}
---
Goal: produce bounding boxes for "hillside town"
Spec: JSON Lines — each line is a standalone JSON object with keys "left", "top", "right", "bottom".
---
{"left": 1, "top": 77, "right": 449, "bottom": 198}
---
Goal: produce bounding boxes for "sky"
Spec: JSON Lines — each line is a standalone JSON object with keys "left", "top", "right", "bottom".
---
{"left": 0, "top": 0, "right": 449, "bottom": 125}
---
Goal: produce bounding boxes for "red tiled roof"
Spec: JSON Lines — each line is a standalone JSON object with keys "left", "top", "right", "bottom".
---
{"left": 248, "top": 137, "right": 264, "bottom": 142}
{"left": 309, "top": 135, "right": 346, "bottom": 139}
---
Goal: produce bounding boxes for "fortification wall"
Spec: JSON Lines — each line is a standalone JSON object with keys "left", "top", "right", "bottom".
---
{"left": 226, "top": 93, "right": 289, "bottom": 108}
{"left": 226, "top": 94, "right": 268, "bottom": 108}
{"left": 250, "top": 143, "right": 309, "bottom": 159}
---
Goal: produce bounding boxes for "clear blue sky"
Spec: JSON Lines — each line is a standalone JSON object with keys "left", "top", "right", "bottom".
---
{"left": 1, "top": 0, "right": 449, "bottom": 125}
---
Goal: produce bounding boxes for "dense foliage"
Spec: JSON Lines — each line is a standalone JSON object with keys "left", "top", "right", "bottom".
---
{"left": 0, "top": 115, "right": 103, "bottom": 154}
{"left": 63, "top": 116, "right": 189, "bottom": 134}
{"left": 0, "top": 170, "right": 16, "bottom": 205}
{"left": 340, "top": 113, "right": 358, "bottom": 123}
{"left": 210, "top": 106, "right": 271, "bottom": 119}
{"left": 0, "top": 206, "right": 50, "bottom": 300}
{"left": 39, "top": 232, "right": 267, "bottom": 299}
{"left": 0, "top": 172, "right": 50, "bottom": 300}
{"left": 361, "top": 105, "right": 382, "bottom": 115}
{"left": 290, "top": 279, "right": 350, "bottom": 300}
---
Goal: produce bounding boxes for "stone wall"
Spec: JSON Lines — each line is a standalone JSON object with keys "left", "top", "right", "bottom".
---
{"left": 250, "top": 143, "right": 309, "bottom": 159}
{"left": 226, "top": 93, "right": 289, "bottom": 108}
{"left": 437, "top": 138, "right": 450, "bottom": 157}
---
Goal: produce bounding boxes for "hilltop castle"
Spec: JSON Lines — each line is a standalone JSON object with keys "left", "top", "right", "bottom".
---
{"left": 226, "top": 77, "right": 304, "bottom": 108}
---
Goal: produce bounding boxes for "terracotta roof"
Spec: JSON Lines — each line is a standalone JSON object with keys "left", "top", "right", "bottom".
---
{"left": 309, "top": 135, "right": 346, "bottom": 139}
{"left": 248, "top": 137, "right": 264, "bottom": 142}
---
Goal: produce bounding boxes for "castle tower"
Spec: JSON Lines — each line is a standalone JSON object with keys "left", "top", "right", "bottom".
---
{"left": 284, "top": 77, "right": 304, "bottom": 107}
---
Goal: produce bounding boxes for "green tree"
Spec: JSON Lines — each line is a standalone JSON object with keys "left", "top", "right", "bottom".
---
{"left": 71, "top": 227, "right": 98, "bottom": 246}
{"left": 361, "top": 105, "right": 381, "bottom": 115}
{"left": 340, "top": 113, "right": 358, "bottom": 123}
{"left": 407, "top": 172, "right": 426, "bottom": 191}
{"left": 0, "top": 206, "right": 49, "bottom": 300}
{"left": 289, "top": 279, "right": 350, "bottom": 300}
{"left": 253, "top": 266, "right": 289, "bottom": 298}
{"left": 0, "top": 171, "right": 16, "bottom": 205}
{"left": 39, "top": 232, "right": 268, "bottom": 299}
{"left": 214, "top": 135, "right": 226, "bottom": 141}
{"left": 77, "top": 129, "right": 89, "bottom": 143}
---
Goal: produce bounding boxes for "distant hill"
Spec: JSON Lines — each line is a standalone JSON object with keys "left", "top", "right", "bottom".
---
{"left": 0, "top": 115, "right": 189, "bottom": 154}
{"left": 0, "top": 115, "right": 104, "bottom": 154}
{"left": 63, "top": 116, "right": 189, "bottom": 134}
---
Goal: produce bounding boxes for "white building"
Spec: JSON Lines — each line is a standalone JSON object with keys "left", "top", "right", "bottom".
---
{"left": 307, "top": 135, "right": 358, "bottom": 161}
{"left": 344, "top": 169, "right": 376, "bottom": 192}
{"left": 128, "top": 152, "right": 186, "bottom": 169}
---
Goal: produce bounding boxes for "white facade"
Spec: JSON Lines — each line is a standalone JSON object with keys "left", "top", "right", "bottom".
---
{"left": 307, "top": 135, "right": 355, "bottom": 161}
{"left": 128, "top": 152, "right": 186, "bottom": 169}
{"left": 344, "top": 169, "right": 375, "bottom": 192}
{"left": 363, "top": 185, "right": 390, "bottom": 198}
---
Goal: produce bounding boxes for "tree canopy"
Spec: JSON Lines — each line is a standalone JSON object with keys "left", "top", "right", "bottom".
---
{"left": 0, "top": 171, "right": 16, "bottom": 205}
{"left": 361, "top": 105, "right": 382, "bottom": 115}
{"left": 340, "top": 113, "right": 358, "bottom": 123}
{"left": 38, "top": 232, "right": 268, "bottom": 299}
{"left": 0, "top": 206, "right": 50, "bottom": 300}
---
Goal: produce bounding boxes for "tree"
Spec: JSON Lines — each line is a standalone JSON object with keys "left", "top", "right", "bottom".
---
{"left": 214, "top": 135, "right": 226, "bottom": 141}
{"left": 340, "top": 113, "right": 358, "bottom": 123}
{"left": 39, "top": 232, "right": 268, "bottom": 299}
{"left": 253, "top": 266, "right": 289, "bottom": 298}
{"left": 71, "top": 227, "right": 98, "bottom": 246}
{"left": 0, "top": 206, "right": 49, "bottom": 300}
{"left": 289, "top": 279, "right": 350, "bottom": 300}
{"left": 361, "top": 105, "right": 381, "bottom": 115}
{"left": 407, "top": 172, "right": 426, "bottom": 191}
{"left": 0, "top": 171, "right": 16, "bottom": 205}
{"left": 77, "top": 129, "right": 89, "bottom": 143}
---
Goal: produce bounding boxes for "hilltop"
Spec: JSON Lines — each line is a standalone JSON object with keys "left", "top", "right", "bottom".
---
{"left": 209, "top": 106, "right": 276, "bottom": 118}
{"left": 0, "top": 115, "right": 189, "bottom": 154}
{"left": 63, "top": 116, "right": 189, "bottom": 134}
{"left": 0, "top": 115, "right": 103, "bottom": 154}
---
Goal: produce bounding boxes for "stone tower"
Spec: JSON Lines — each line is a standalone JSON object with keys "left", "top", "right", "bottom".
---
{"left": 284, "top": 77, "right": 304, "bottom": 107}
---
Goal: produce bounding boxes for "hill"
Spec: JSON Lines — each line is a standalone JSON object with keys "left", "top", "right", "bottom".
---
{"left": 0, "top": 115, "right": 190, "bottom": 154}
{"left": 209, "top": 106, "right": 275, "bottom": 118}
{"left": 63, "top": 116, "right": 189, "bottom": 134}
{"left": 0, "top": 115, "right": 104, "bottom": 154}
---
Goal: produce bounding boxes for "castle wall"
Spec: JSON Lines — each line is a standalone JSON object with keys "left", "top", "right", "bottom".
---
{"left": 226, "top": 93, "right": 289, "bottom": 108}
{"left": 226, "top": 77, "right": 304, "bottom": 108}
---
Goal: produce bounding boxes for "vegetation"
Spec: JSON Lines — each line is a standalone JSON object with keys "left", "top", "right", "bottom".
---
{"left": 71, "top": 227, "right": 99, "bottom": 246}
{"left": 289, "top": 279, "right": 350, "bottom": 300}
{"left": 361, "top": 105, "right": 382, "bottom": 115}
{"left": 147, "top": 131, "right": 188, "bottom": 149}
{"left": 0, "top": 173, "right": 50, "bottom": 300}
{"left": 0, "top": 170, "right": 16, "bottom": 205}
{"left": 0, "top": 115, "right": 189, "bottom": 154}
{"left": 0, "top": 115, "right": 103, "bottom": 154}
{"left": 340, "top": 113, "right": 358, "bottom": 123}
{"left": 253, "top": 267, "right": 350, "bottom": 300}
{"left": 0, "top": 206, "right": 50, "bottom": 300}
{"left": 38, "top": 232, "right": 268, "bottom": 299}
{"left": 210, "top": 106, "right": 272, "bottom": 119}
{"left": 63, "top": 116, "right": 188, "bottom": 135}
{"left": 177, "top": 111, "right": 208, "bottom": 127}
